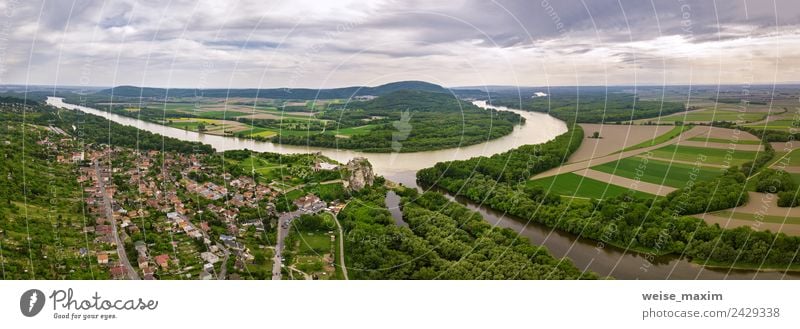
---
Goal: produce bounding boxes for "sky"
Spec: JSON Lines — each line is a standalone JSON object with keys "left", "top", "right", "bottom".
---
{"left": 0, "top": 0, "right": 799, "bottom": 89}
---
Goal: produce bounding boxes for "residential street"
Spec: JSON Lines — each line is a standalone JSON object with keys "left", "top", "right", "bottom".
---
{"left": 272, "top": 212, "right": 294, "bottom": 280}
{"left": 94, "top": 161, "right": 139, "bottom": 280}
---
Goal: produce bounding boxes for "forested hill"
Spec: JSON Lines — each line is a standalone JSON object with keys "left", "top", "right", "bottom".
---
{"left": 358, "top": 89, "right": 483, "bottom": 113}
{"left": 94, "top": 80, "right": 452, "bottom": 100}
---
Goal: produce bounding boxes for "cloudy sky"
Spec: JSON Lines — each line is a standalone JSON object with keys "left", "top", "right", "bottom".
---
{"left": 1, "top": 0, "right": 799, "bottom": 89}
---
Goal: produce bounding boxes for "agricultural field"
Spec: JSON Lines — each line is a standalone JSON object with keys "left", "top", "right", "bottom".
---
{"left": 617, "top": 125, "right": 689, "bottom": 153}
{"left": 772, "top": 148, "right": 800, "bottom": 167}
{"left": 165, "top": 117, "right": 255, "bottom": 135}
{"left": 568, "top": 124, "right": 678, "bottom": 163}
{"left": 328, "top": 124, "right": 378, "bottom": 138}
{"left": 744, "top": 118, "right": 800, "bottom": 131}
{"left": 527, "top": 172, "right": 653, "bottom": 200}
{"left": 645, "top": 109, "right": 766, "bottom": 124}
{"left": 648, "top": 144, "right": 759, "bottom": 167}
{"left": 592, "top": 157, "right": 723, "bottom": 188}
{"left": 687, "top": 136, "right": 762, "bottom": 145}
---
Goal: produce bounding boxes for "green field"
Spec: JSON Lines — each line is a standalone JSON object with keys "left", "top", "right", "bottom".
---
{"left": 649, "top": 144, "right": 759, "bottom": 166}
{"left": 328, "top": 124, "right": 377, "bottom": 137}
{"left": 147, "top": 101, "right": 318, "bottom": 120}
{"left": 194, "top": 110, "right": 252, "bottom": 119}
{"left": 657, "top": 109, "right": 765, "bottom": 123}
{"left": 744, "top": 119, "right": 800, "bottom": 131}
{"left": 240, "top": 127, "right": 277, "bottom": 138}
{"left": 775, "top": 148, "right": 800, "bottom": 166}
{"left": 298, "top": 231, "right": 334, "bottom": 255}
{"left": 528, "top": 173, "right": 653, "bottom": 200}
{"left": 619, "top": 125, "right": 689, "bottom": 152}
{"left": 687, "top": 137, "right": 762, "bottom": 145}
{"left": 593, "top": 157, "right": 723, "bottom": 188}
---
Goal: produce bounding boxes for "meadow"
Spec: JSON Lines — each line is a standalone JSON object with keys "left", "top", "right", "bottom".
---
{"left": 592, "top": 157, "right": 723, "bottom": 188}
{"left": 648, "top": 144, "right": 759, "bottom": 166}
{"left": 527, "top": 172, "right": 653, "bottom": 200}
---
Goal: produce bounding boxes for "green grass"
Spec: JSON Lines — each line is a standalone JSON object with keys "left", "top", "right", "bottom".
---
{"left": 284, "top": 189, "right": 306, "bottom": 201}
{"left": 528, "top": 173, "right": 654, "bottom": 200}
{"left": 593, "top": 157, "right": 723, "bottom": 188}
{"left": 687, "top": 137, "right": 762, "bottom": 145}
{"left": 195, "top": 110, "right": 252, "bottom": 119}
{"left": 305, "top": 182, "right": 346, "bottom": 201}
{"left": 328, "top": 124, "right": 377, "bottom": 136}
{"left": 297, "top": 232, "right": 333, "bottom": 255}
{"left": 167, "top": 121, "right": 204, "bottom": 130}
{"left": 776, "top": 149, "right": 800, "bottom": 166}
{"left": 711, "top": 210, "right": 800, "bottom": 225}
{"left": 619, "top": 125, "right": 689, "bottom": 152}
{"left": 745, "top": 119, "right": 800, "bottom": 131}
{"left": 649, "top": 144, "right": 759, "bottom": 166}
{"left": 658, "top": 109, "right": 765, "bottom": 123}
{"left": 241, "top": 127, "right": 277, "bottom": 138}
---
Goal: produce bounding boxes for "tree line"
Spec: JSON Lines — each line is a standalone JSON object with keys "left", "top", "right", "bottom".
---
{"left": 338, "top": 186, "right": 593, "bottom": 279}
{"left": 417, "top": 127, "right": 800, "bottom": 269}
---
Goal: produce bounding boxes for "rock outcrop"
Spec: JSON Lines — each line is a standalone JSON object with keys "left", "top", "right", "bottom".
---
{"left": 342, "top": 157, "right": 374, "bottom": 191}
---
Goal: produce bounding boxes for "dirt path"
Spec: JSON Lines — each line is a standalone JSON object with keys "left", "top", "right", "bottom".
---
{"left": 574, "top": 168, "right": 677, "bottom": 196}
{"left": 723, "top": 192, "right": 800, "bottom": 217}
{"left": 331, "top": 209, "right": 349, "bottom": 280}
{"left": 533, "top": 126, "right": 713, "bottom": 180}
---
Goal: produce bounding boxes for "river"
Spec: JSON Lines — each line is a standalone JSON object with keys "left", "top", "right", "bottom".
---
{"left": 46, "top": 97, "right": 799, "bottom": 279}
{"left": 46, "top": 97, "right": 566, "bottom": 187}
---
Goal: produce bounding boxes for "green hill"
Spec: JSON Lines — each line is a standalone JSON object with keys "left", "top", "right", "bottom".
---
{"left": 94, "top": 80, "right": 450, "bottom": 100}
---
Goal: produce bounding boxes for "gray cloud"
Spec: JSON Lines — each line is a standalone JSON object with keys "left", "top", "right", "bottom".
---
{"left": 1, "top": 0, "right": 799, "bottom": 88}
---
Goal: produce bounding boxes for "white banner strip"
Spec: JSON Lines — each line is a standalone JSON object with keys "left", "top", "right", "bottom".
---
{"left": 0, "top": 280, "right": 796, "bottom": 328}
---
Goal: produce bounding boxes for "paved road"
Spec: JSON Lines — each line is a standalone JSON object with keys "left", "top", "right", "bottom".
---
{"left": 330, "top": 210, "right": 348, "bottom": 280}
{"left": 94, "top": 162, "right": 139, "bottom": 280}
{"left": 272, "top": 212, "right": 296, "bottom": 280}
{"left": 216, "top": 243, "right": 230, "bottom": 280}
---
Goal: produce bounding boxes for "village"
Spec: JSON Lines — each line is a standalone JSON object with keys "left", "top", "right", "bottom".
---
{"left": 54, "top": 140, "right": 366, "bottom": 280}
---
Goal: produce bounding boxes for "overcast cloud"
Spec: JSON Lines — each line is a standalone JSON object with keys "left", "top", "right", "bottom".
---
{"left": 1, "top": 0, "right": 799, "bottom": 88}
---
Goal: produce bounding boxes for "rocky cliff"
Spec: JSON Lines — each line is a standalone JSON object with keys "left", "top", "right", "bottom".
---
{"left": 342, "top": 157, "right": 374, "bottom": 191}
